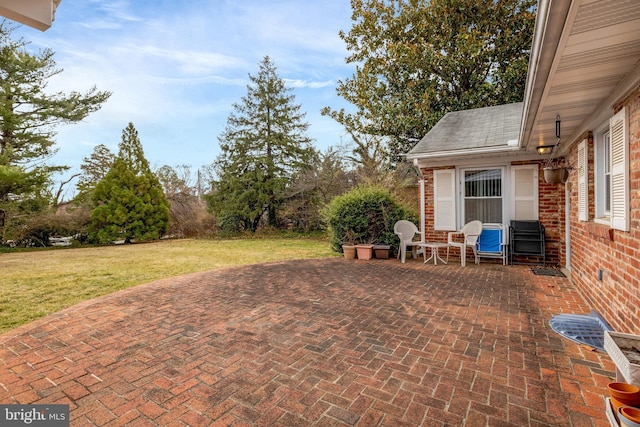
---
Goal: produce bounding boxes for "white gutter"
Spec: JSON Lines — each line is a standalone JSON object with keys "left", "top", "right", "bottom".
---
{"left": 406, "top": 143, "right": 523, "bottom": 162}
{"left": 519, "top": 0, "right": 572, "bottom": 151}
{"left": 519, "top": 0, "right": 552, "bottom": 149}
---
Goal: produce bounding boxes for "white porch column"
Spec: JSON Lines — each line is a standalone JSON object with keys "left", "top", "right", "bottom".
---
{"left": 419, "top": 177, "right": 425, "bottom": 243}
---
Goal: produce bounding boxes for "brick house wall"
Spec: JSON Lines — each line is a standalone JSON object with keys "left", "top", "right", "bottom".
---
{"left": 538, "top": 166, "right": 566, "bottom": 266}
{"left": 420, "top": 167, "right": 452, "bottom": 244}
{"left": 418, "top": 164, "right": 565, "bottom": 266}
{"left": 416, "top": 88, "right": 639, "bottom": 333}
{"left": 565, "top": 87, "right": 640, "bottom": 334}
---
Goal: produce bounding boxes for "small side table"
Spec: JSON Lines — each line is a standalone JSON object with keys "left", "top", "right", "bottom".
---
{"left": 420, "top": 242, "right": 449, "bottom": 265}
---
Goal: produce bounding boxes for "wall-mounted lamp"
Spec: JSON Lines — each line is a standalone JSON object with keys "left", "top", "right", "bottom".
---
{"left": 536, "top": 145, "right": 555, "bottom": 155}
{"left": 536, "top": 114, "right": 561, "bottom": 155}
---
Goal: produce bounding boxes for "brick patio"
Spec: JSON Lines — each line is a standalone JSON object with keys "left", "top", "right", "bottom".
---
{"left": 0, "top": 258, "right": 616, "bottom": 426}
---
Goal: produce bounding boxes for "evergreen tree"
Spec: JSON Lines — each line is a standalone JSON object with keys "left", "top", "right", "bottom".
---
{"left": 208, "top": 56, "right": 314, "bottom": 232}
{"left": 0, "top": 21, "right": 110, "bottom": 240}
{"left": 323, "top": 0, "right": 536, "bottom": 162}
{"left": 89, "top": 123, "right": 169, "bottom": 243}
{"left": 0, "top": 20, "right": 111, "bottom": 202}
{"left": 75, "top": 144, "right": 116, "bottom": 202}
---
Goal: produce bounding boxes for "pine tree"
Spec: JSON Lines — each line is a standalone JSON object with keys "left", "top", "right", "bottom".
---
{"left": 75, "top": 144, "right": 116, "bottom": 202}
{"left": 0, "top": 21, "right": 110, "bottom": 201}
{"left": 208, "top": 56, "right": 314, "bottom": 232}
{"left": 0, "top": 21, "right": 110, "bottom": 240}
{"left": 89, "top": 123, "right": 169, "bottom": 243}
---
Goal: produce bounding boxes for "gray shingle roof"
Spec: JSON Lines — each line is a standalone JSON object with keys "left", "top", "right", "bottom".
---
{"left": 407, "top": 102, "right": 523, "bottom": 156}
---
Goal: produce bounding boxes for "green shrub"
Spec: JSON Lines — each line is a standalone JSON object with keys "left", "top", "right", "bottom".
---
{"left": 323, "top": 186, "right": 417, "bottom": 253}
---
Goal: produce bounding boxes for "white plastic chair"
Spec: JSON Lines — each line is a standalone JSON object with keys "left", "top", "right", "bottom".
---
{"left": 394, "top": 220, "right": 424, "bottom": 263}
{"left": 447, "top": 220, "right": 482, "bottom": 266}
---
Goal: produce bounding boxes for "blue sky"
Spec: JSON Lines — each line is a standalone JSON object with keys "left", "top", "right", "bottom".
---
{"left": 14, "top": 0, "right": 355, "bottom": 192}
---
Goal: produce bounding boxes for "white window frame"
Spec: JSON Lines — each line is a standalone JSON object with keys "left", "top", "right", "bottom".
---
{"left": 434, "top": 164, "right": 538, "bottom": 231}
{"left": 592, "top": 107, "right": 629, "bottom": 231}
{"left": 594, "top": 124, "right": 611, "bottom": 223}
{"left": 459, "top": 166, "right": 506, "bottom": 225}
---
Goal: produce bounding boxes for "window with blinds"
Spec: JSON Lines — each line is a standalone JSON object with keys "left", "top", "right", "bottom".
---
{"left": 463, "top": 168, "right": 503, "bottom": 224}
{"left": 595, "top": 130, "right": 611, "bottom": 220}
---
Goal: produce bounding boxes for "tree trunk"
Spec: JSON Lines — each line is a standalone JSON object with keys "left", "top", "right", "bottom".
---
{"left": 268, "top": 204, "right": 277, "bottom": 227}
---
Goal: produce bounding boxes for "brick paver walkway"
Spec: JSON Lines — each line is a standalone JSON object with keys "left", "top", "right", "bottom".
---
{"left": 0, "top": 259, "right": 615, "bottom": 426}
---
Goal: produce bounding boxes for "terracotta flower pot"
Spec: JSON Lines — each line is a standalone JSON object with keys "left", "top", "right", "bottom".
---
{"left": 608, "top": 382, "right": 640, "bottom": 406}
{"left": 619, "top": 406, "right": 640, "bottom": 427}
{"left": 355, "top": 244, "right": 374, "bottom": 260}
{"left": 342, "top": 245, "right": 357, "bottom": 259}
{"left": 611, "top": 396, "right": 628, "bottom": 419}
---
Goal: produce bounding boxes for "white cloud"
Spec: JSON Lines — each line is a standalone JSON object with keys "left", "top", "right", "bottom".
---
{"left": 149, "top": 75, "right": 247, "bottom": 87}
{"left": 284, "top": 79, "right": 334, "bottom": 89}
{"left": 126, "top": 45, "right": 248, "bottom": 76}
{"left": 79, "top": 0, "right": 142, "bottom": 30}
{"left": 13, "top": 0, "right": 356, "bottom": 178}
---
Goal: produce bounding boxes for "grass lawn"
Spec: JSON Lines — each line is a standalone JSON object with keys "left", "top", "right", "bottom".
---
{"left": 0, "top": 238, "right": 336, "bottom": 334}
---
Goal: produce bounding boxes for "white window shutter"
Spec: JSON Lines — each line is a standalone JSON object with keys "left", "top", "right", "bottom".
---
{"left": 434, "top": 169, "right": 456, "bottom": 231}
{"left": 610, "top": 107, "right": 629, "bottom": 231}
{"left": 577, "top": 140, "right": 588, "bottom": 221}
{"left": 511, "top": 165, "right": 538, "bottom": 220}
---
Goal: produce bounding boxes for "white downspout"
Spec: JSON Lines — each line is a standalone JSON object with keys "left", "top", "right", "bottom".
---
{"left": 414, "top": 159, "right": 426, "bottom": 243}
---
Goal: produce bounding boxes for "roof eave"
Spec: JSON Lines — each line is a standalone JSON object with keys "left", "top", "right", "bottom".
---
{"left": 406, "top": 144, "right": 523, "bottom": 163}
{"left": 519, "top": 0, "right": 572, "bottom": 151}
{"left": 0, "top": 0, "right": 62, "bottom": 31}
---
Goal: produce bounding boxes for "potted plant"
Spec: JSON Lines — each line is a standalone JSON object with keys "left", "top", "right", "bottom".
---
{"left": 341, "top": 231, "right": 357, "bottom": 259}
{"left": 323, "top": 186, "right": 417, "bottom": 259}
{"left": 355, "top": 242, "right": 374, "bottom": 260}
{"left": 373, "top": 244, "right": 391, "bottom": 259}
{"left": 543, "top": 157, "right": 572, "bottom": 184}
